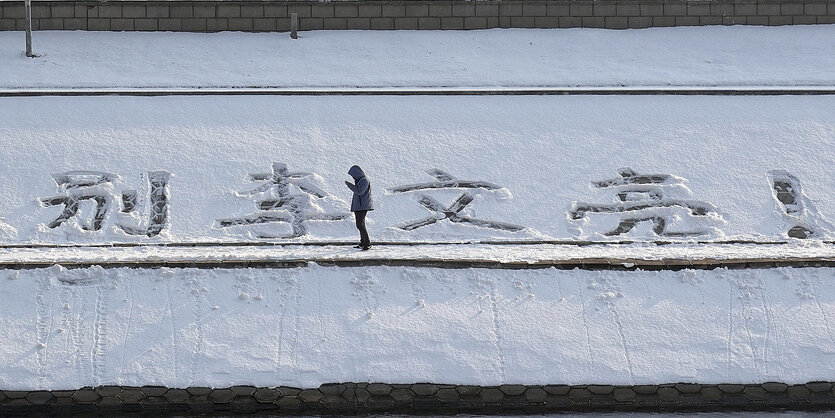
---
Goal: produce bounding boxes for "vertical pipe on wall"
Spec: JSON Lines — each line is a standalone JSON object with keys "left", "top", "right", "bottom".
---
{"left": 24, "top": 0, "right": 34, "bottom": 57}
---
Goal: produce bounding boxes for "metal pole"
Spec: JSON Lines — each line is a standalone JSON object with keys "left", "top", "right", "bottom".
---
{"left": 24, "top": 0, "right": 34, "bottom": 57}
{"left": 290, "top": 13, "right": 298, "bottom": 39}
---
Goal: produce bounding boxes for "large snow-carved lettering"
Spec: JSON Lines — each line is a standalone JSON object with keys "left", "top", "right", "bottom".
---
{"left": 40, "top": 170, "right": 171, "bottom": 237}
{"left": 768, "top": 170, "right": 832, "bottom": 239}
{"left": 214, "top": 163, "right": 348, "bottom": 239}
{"left": 568, "top": 168, "right": 723, "bottom": 238}
{"left": 390, "top": 169, "right": 524, "bottom": 232}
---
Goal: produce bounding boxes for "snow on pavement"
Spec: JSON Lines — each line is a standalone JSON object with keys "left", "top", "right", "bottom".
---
{"left": 2, "top": 264, "right": 835, "bottom": 390}
{"left": 2, "top": 26, "right": 835, "bottom": 88}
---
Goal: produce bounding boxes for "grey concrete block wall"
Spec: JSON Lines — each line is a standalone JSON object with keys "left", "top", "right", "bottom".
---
{"left": 1, "top": 0, "right": 834, "bottom": 31}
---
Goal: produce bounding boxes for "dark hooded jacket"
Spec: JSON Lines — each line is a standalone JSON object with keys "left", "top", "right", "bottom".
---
{"left": 347, "top": 165, "right": 374, "bottom": 212}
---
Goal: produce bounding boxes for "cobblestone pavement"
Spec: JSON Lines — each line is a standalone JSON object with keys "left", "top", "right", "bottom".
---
{"left": 3, "top": 382, "right": 835, "bottom": 415}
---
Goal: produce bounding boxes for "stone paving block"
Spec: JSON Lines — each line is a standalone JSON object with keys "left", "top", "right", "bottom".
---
{"left": 98, "top": 397, "right": 124, "bottom": 409}
{"left": 157, "top": 18, "right": 182, "bottom": 30}
{"left": 390, "top": 388, "right": 414, "bottom": 403}
{"left": 51, "top": 5, "right": 75, "bottom": 18}
{"left": 96, "top": 386, "right": 123, "bottom": 398}
{"left": 758, "top": 3, "right": 781, "bottom": 15}
{"left": 111, "top": 18, "right": 134, "bottom": 30}
{"left": 511, "top": 16, "right": 535, "bottom": 27}
{"left": 743, "top": 386, "right": 767, "bottom": 400}
{"left": 209, "top": 389, "right": 236, "bottom": 404}
{"left": 187, "top": 387, "right": 213, "bottom": 396}
{"left": 429, "top": 4, "right": 452, "bottom": 17}
{"left": 768, "top": 15, "right": 793, "bottom": 25}
{"left": 717, "top": 384, "right": 745, "bottom": 394}
{"left": 587, "top": 385, "right": 615, "bottom": 395}
{"left": 523, "top": 4, "right": 546, "bottom": 16}
{"left": 435, "top": 388, "right": 460, "bottom": 401}
{"left": 253, "top": 388, "right": 280, "bottom": 403}
{"left": 346, "top": 17, "right": 371, "bottom": 29}
{"left": 24, "top": 391, "right": 53, "bottom": 405}
{"left": 628, "top": 16, "right": 652, "bottom": 28}
{"left": 452, "top": 4, "right": 475, "bottom": 17}
{"left": 230, "top": 386, "right": 256, "bottom": 396}
{"left": 499, "top": 3, "right": 523, "bottom": 16}
{"left": 543, "top": 385, "right": 570, "bottom": 395}
{"left": 807, "top": 382, "right": 833, "bottom": 392}
{"left": 570, "top": 4, "right": 593, "bottom": 16}
{"left": 457, "top": 385, "right": 482, "bottom": 396}
{"left": 207, "top": 18, "right": 229, "bottom": 30}
{"left": 499, "top": 385, "right": 526, "bottom": 396}
{"left": 781, "top": 3, "right": 805, "bottom": 15}
{"left": 38, "top": 18, "right": 63, "bottom": 29}
{"left": 617, "top": 4, "right": 641, "bottom": 16}
{"left": 581, "top": 16, "right": 605, "bottom": 27}
{"left": 3, "top": 4, "right": 24, "bottom": 19}
{"left": 568, "top": 388, "right": 592, "bottom": 401}
{"left": 264, "top": 5, "right": 287, "bottom": 17}
{"left": 287, "top": 5, "right": 311, "bottom": 18}
{"left": 418, "top": 17, "right": 441, "bottom": 29}
{"left": 762, "top": 382, "right": 789, "bottom": 393}
{"left": 333, "top": 4, "right": 357, "bottom": 18}
{"left": 657, "top": 387, "right": 680, "bottom": 401}
{"left": 276, "top": 396, "right": 302, "bottom": 409}
{"left": 465, "top": 16, "right": 490, "bottom": 29}
{"left": 122, "top": 5, "right": 145, "bottom": 18}
{"left": 298, "top": 389, "right": 324, "bottom": 403}
{"left": 229, "top": 18, "right": 254, "bottom": 30}
{"left": 535, "top": 16, "right": 559, "bottom": 27}
{"left": 32, "top": 4, "right": 51, "bottom": 18}
{"left": 788, "top": 385, "right": 812, "bottom": 400}
{"left": 594, "top": 3, "right": 616, "bottom": 16}
{"left": 97, "top": 4, "right": 122, "bottom": 18}
{"left": 140, "top": 386, "right": 168, "bottom": 397}
{"left": 612, "top": 388, "right": 637, "bottom": 402}
{"left": 359, "top": 4, "right": 382, "bottom": 17}
{"left": 182, "top": 18, "right": 207, "bottom": 31}
{"left": 745, "top": 15, "right": 768, "bottom": 25}
{"left": 664, "top": 3, "right": 687, "bottom": 16}
{"left": 411, "top": 384, "right": 439, "bottom": 396}
{"left": 241, "top": 5, "right": 264, "bottom": 18}
{"left": 162, "top": 389, "right": 190, "bottom": 403}
{"left": 405, "top": 4, "right": 428, "bottom": 17}
{"left": 675, "top": 383, "right": 701, "bottom": 394}
{"left": 476, "top": 4, "right": 499, "bottom": 16}
{"left": 146, "top": 5, "right": 169, "bottom": 18}
{"left": 792, "top": 15, "right": 817, "bottom": 24}
{"left": 675, "top": 16, "right": 700, "bottom": 25}
{"left": 481, "top": 388, "right": 504, "bottom": 402}
{"left": 524, "top": 387, "right": 547, "bottom": 402}
{"left": 367, "top": 384, "right": 392, "bottom": 396}
{"left": 804, "top": 3, "right": 828, "bottom": 15}
{"left": 72, "top": 389, "right": 100, "bottom": 404}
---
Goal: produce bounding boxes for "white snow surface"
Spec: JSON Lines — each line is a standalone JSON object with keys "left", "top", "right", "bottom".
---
{"left": 0, "top": 94, "right": 834, "bottom": 243}
{"left": 2, "top": 264, "right": 835, "bottom": 390}
{"left": 2, "top": 26, "right": 835, "bottom": 88}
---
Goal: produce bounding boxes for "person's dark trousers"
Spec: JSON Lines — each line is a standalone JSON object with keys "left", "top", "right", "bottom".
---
{"left": 354, "top": 210, "right": 370, "bottom": 247}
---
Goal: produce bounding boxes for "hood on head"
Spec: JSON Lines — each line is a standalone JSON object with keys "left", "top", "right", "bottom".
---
{"left": 348, "top": 165, "right": 365, "bottom": 180}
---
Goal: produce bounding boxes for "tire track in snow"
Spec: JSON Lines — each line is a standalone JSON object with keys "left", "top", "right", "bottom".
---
{"left": 166, "top": 278, "right": 179, "bottom": 380}
{"left": 592, "top": 275, "right": 635, "bottom": 383}
{"left": 575, "top": 276, "right": 595, "bottom": 379}
{"left": 119, "top": 278, "right": 135, "bottom": 378}
{"left": 734, "top": 273, "right": 762, "bottom": 380}
{"left": 34, "top": 275, "right": 51, "bottom": 386}
{"left": 757, "top": 274, "right": 783, "bottom": 377}
{"left": 470, "top": 274, "right": 506, "bottom": 383}
{"left": 91, "top": 285, "right": 109, "bottom": 386}
{"left": 188, "top": 275, "right": 205, "bottom": 386}
{"left": 811, "top": 270, "right": 835, "bottom": 350}
{"left": 274, "top": 274, "right": 301, "bottom": 383}
{"left": 726, "top": 280, "right": 734, "bottom": 379}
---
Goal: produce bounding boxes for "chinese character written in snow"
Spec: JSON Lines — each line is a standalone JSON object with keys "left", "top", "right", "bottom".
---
{"left": 214, "top": 162, "right": 348, "bottom": 239}
{"left": 568, "top": 167, "right": 720, "bottom": 237}
{"left": 40, "top": 170, "right": 171, "bottom": 237}
{"left": 389, "top": 168, "right": 524, "bottom": 232}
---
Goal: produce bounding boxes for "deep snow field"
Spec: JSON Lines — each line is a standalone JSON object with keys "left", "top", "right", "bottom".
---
{"left": 1, "top": 26, "right": 835, "bottom": 88}
{"left": 2, "top": 264, "right": 835, "bottom": 390}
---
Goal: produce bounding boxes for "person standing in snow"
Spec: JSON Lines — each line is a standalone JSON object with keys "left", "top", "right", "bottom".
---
{"left": 345, "top": 165, "right": 373, "bottom": 250}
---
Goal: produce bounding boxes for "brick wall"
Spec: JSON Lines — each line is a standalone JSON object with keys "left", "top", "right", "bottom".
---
{"left": 1, "top": 0, "right": 834, "bottom": 31}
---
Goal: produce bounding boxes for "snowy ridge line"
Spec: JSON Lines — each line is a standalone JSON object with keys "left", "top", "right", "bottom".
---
{"left": 1, "top": 256, "right": 835, "bottom": 271}
{"left": 2, "top": 86, "right": 835, "bottom": 97}
{"left": 0, "top": 239, "right": 822, "bottom": 249}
